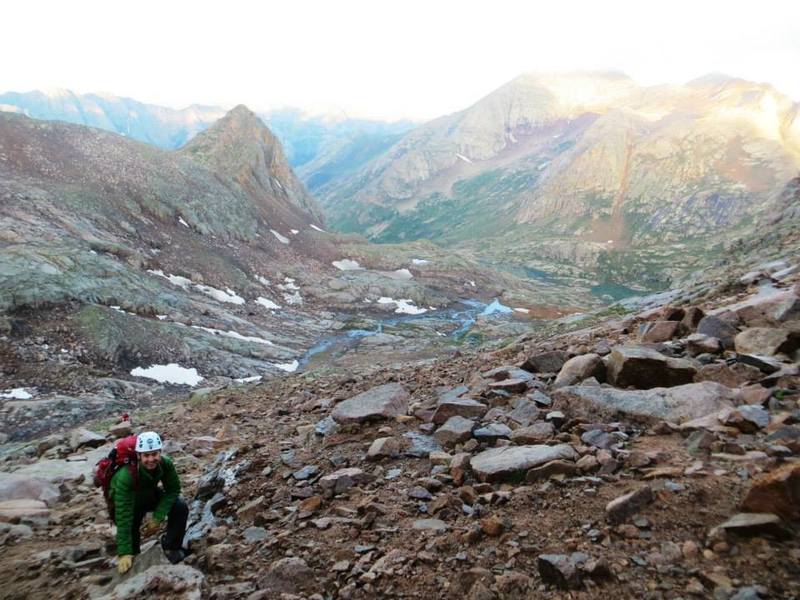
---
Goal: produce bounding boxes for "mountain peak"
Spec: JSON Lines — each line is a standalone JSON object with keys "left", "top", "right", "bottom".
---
{"left": 180, "top": 104, "right": 323, "bottom": 223}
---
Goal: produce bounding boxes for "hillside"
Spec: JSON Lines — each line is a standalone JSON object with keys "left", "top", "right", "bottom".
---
{"left": 0, "top": 89, "right": 416, "bottom": 194}
{"left": 318, "top": 72, "right": 800, "bottom": 296}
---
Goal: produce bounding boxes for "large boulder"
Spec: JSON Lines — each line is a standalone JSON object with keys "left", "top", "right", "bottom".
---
{"left": 605, "top": 346, "right": 697, "bottom": 389}
{"left": 734, "top": 327, "right": 800, "bottom": 356}
{"left": 471, "top": 444, "right": 577, "bottom": 482}
{"left": 331, "top": 383, "right": 409, "bottom": 424}
{"left": 553, "top": 354, "right": 605, "bottom": 388}
{"left": 70, "top": 428, "right": 107, "bottom": 451}
{"left": 554, "top": 382, "right": 741, "bottom": 423}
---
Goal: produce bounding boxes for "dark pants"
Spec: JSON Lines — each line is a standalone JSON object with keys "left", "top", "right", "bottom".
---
{"left": 131, "top": 493, "right": 188, "bottom": 554}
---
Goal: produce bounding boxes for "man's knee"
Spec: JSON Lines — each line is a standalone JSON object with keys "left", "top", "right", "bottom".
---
{"left": 170, "top": 497, "right": 188, "bottom": 519}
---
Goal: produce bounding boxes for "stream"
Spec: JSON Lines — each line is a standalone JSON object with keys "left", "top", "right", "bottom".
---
{"left": 298, "top": 298, "right": 513, "bottom": 369}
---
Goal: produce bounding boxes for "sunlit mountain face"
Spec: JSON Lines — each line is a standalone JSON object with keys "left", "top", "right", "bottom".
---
{"left": 316, "top": 72, "right": 800, "bottom": 296}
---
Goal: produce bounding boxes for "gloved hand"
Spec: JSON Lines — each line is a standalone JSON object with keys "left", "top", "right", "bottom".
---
{"left": 117, "top": 554, "right": 133, "bottom": 574}
{"left": 141, "top": 517, "right": 161, "bottom": 537}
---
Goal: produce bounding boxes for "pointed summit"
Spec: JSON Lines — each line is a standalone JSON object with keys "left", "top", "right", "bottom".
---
{"left": 181, "top": 105, "right": 323, "bottom": 223}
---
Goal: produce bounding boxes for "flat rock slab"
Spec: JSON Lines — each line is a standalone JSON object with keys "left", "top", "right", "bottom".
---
{"left": 412, "top": 518, "right": 448, "bottom": 532}
{"left": 10, "top": 445, "right": 110, "bottom": 483}
{"left": 331, "top": 383, "right": 409, "bottom": 424}
{"left": 735, "top": 327, "right": 800, "bottom": 356}
{"left": 555, "top": 382, "right": 741, "bottom": 423}
{"left": 606, "top": 345, "right": 697, "bottom": 389}
{"left": 0, "top": 472, "right": 60, "bottom": 506}
{"left": 0, "top": 499, "right": 50, "bottom": 521}
{"left": 487, "top": 378, "right": 529, "bottom": 393}
{"left": 711, "top": 513, "right": 791, "bottom": 540}
{"left": 471, "top": 444, "right": 577, "bottom": 482}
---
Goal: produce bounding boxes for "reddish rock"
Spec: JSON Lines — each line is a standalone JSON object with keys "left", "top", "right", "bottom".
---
{"left": 639, "top": 321, "right": 683, "bottom": 343}
{"left": 742, "top": 463, "right": 800, "bottom": 520}
{"left": 606, "top": 346, "right": 697, "bottom": 389}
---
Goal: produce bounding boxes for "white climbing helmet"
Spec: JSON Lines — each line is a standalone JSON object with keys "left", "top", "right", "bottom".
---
{"left": 135, "top": 431, "right": 163, "bottom": 452}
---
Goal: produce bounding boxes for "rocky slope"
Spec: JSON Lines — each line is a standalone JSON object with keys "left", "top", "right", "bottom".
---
{"left": 0, "top": 250, "right": 798, "bottom": 599}
{"left": 319, "top": 72, "right": 800, "bottom": 292}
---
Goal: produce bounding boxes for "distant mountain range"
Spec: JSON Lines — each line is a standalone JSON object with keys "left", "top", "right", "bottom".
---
{"left": 0, "top": 88, "right": 416, "bottom": 194}
{"left": 315, "top": 72, "right": 800, "bottom": 295}
{"left": 4, "top": 74, "right": 799, "bottom": 297}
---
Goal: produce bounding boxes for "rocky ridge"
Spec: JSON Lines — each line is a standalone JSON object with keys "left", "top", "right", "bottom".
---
{"left": 1, "top": 255, "right": 799, "bottom": 598}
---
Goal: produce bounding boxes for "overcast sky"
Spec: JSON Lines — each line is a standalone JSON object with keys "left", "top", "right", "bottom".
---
{"left": 3, "top": 0, "right": 799, "bottom": 121}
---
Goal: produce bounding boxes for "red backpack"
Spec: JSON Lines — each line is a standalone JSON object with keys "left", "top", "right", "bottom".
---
{"left": 93, "top": 434, "right": 139, "bottom": 522}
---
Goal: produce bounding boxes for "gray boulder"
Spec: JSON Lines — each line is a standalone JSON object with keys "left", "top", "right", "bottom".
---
{"left": 471, "top": 444, "right": 577, "bottom": 482}
{"left": 331, "top": 383, "right": 409, "bottom": 424}
{"left": 554, "top": 381, "right": 741, "bottom": 423}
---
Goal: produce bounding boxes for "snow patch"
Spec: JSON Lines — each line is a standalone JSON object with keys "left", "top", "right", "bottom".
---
{"left": 514, "top": 307, "right": 530, "bottom": 314}
{"left": 234, "top": 375, "right": 262, "bottom": 384}
{"left": 130, "top": 363, "right": 204, "bottom": 386}
{"left": 255, "top": 297, "right": 280, "bottom": 310}
{"left": 272, "top": 359, "right": 299, "bottom": 373}
{"left": 310, "top": 224, "right": 326, "bottom": 233}
{"left": 278, "top": 277, "right": 303, "bottom": 305}
{"left": 1, "top": 388, "right": 33, "bottom": 399}
{"left": 456, "top": 153, "right": 472, "bottom": 163}
{"left": 332, "top": 259, "right": 364, "bottom": 271}
{"left": 411, "top": 258, "right": 429, "bottom": 265}
{"left": 196, "top": 285, "right": 245, "bottom": 305}
{"left": 191, "top": 325, "right": 274, "bottom": 346}
{"left": 256, "top": 275, "right": 271, "bottom": 287}
{"left": 377, "top": 297, "right": 427, "bottom": 315}
{"left": 148, "top": 269, "right": 244, "bottom": 304}
{"left": 271, "top": 230, "right": 290, "bottom": 244}
{"left": 178, "top": 217, "right": 190, "bottom": 228}
{"left": 290, "top": 229, "right": 299, "bottom": 235}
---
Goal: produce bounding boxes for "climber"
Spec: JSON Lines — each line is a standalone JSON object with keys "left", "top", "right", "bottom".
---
{"left": 109, "top": 431, "right": 188, "bottom": 574}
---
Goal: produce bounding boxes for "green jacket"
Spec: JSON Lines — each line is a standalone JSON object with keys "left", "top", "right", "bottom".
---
{"left": 110, "top": 455, "right": 180, "bottom": 556}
